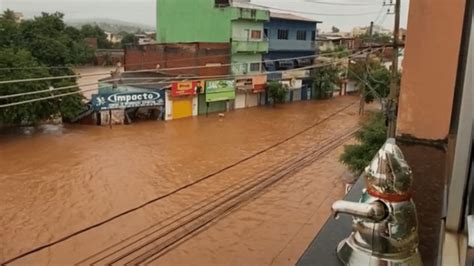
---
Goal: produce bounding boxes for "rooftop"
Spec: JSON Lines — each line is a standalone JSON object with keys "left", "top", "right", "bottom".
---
{"left": 270, "top": 11, "right": 322, "bottom": 23}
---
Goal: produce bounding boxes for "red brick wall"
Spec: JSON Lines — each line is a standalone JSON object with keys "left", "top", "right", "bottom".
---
{"left": 124, "top": 43, "right": 231, "bottom": 77}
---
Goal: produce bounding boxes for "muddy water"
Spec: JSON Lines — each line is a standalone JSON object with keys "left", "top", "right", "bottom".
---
{"left": 0, "top": 96, "right": 362, "bottom": 265}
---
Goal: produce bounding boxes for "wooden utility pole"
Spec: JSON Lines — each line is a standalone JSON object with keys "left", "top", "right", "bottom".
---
{"left": 387, "top": 0, "right": 401, "bottom": 137}
{"left": 359, "top": 21, "right": 374, "bottom": 115}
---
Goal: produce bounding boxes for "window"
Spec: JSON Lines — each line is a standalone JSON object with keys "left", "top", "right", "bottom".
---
{"left": 297, "top": 30, "right": 307, "bottom": 41}
{"left": 312, "top": 31, "right": 316, "bottom": 41}
{"left": 251, "top": 30, "right": 262, "bottom": 40}
{"left": 215, "top": 0, "right": 230, "bottom": 7}
{"left": 264, "top": 29, "right": 268, "bottom": 38}
{"left": 277, "top": 29, "right": 289, "bottom": 40}
{"left": 249, "top": 63, "right": 260, "bottom": 72}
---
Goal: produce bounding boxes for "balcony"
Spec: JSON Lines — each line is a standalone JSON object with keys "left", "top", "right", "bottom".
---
{"left": 269, "top": 40, "right": 317, "bottom": 52}
{"left": 232, "top": 40, "right": 269, "bottom": 54}
{"left": 230, "top": 7, "right": 269, "bottom": 21}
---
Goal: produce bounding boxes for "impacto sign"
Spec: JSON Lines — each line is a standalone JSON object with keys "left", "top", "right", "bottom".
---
{"left": 91, "top": 90, "right": 164, "bottom": 111}
{"left": 205, "top": 80, "right": 235, "bottom": 103}
{"left": 171, "top": 81, "right": 203, "bottom": 97}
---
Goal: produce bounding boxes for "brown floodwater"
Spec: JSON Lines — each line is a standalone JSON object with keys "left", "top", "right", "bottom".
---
{"left": 0, "top": 96, "right": 362, "bottom": 265}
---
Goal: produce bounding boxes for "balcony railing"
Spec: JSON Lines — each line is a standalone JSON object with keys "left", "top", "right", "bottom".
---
{"left": 268, "top": 40, "right": 317, "bottom": 52}
{"left": 230, "top": 7, "right": 269, "bottom": 21}
{"left": 232, "top": 39, "right": 269, "bottom": 53}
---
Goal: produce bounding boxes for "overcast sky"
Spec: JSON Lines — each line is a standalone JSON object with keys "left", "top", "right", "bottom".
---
{"left": 1, "top": 0, "right": 409, "bottom": 31}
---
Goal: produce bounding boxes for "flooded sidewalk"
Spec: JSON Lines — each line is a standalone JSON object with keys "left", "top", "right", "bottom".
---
{"left": 0, "top": 96, "right": 362, "bottom": 265}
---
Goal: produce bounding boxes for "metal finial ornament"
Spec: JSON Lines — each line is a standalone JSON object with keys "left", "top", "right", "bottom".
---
{"left": 332, "top": 138, "right": 423, "bottom": 265}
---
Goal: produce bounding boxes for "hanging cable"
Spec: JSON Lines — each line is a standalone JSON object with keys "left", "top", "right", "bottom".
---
{"left": 0, "top": 48, "right": 363, "bottom": 87}
{"left": 250, "top": 3, "right": 381, "bottom": 16}
{"left": 0, "top": 48, "right": 377, "bottom": 101}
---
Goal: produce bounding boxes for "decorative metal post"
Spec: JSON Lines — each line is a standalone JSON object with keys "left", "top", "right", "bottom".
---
{"left": 332, "top": 138, "right": 423, "bottom": 265}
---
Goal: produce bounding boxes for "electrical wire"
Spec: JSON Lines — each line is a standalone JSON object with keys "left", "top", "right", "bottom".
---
{"left": 0, "top": 50, "right": 353, "bottom": 86}
{"left": 0, "top": 61, "right": 341, "bottom": 108}
{"left": 0, "top": 53, "right": 233, "bottom": 72}
{"left": 0, "top": 48, "right": 378, "bottom": 103}
{"left": 250, "top": 3, "right": 382, "bottom": 16}
{"left": 1, "top": 100, "right": 357, "bottom": 265}
{"left": 0, "top": 48, "right": 365, "bottom": 91}
{"left": 303, "top": 0, "right": 381, "bottom": 6}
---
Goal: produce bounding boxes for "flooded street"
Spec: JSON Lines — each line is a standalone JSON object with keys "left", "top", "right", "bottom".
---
{"left": 0, "top": 96, "right": 362, "bottom": 265}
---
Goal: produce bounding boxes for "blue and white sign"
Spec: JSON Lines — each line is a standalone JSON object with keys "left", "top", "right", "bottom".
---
{"left": 91, "top": 90, "right": 164, "bottom": 111}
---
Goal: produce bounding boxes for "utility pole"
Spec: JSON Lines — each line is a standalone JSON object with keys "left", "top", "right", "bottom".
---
{"left": 359, "top": 21, "right": 374, "bottom": 115}
{"left": 387, "top": 0, "right": 401, "bottom": 137}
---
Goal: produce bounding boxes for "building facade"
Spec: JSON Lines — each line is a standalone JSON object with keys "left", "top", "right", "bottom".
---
{"left": 156, "top": 0, "right": 269, "bottom": 110}
{"left": 263, "top": 12, "right": 320, "bottom": 102}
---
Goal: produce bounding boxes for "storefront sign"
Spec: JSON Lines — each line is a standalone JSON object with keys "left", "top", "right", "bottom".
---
{"left": 282, "top": 79, "right": 303, "bottom": 90}
{"left": 205, "top": 80, "right": 235, "bottom": 102}
{"left": 236, "top": 78, "right": 253, "bottom": 91}
{"left": 91, "top": 90, "right": 164, "bottom": 110}
{"left": 171, "top": 81, "right": 202, "bottom": 96}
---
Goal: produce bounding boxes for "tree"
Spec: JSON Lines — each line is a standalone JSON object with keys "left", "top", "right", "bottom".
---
{"left": 0, "top": 11, "right": 88, "bottom": 125}
{"left": 331, "top": 26, "right": 340, "bottom": 33}
{"left": 0, "top": 10, "right": 20, "bottom": 47}
{"left": 0, "top": 49, "right": 56, "bottom": 125}
{"left": 267, "top": 81, "right": 288, "bottom": 106}
{"left": 321, "top": 45, "right": 350, "bottom": 58}
{"left": 80, "top": 24, "right": 112, "bottom": 49}
{"left": 340, "top": 112, "right": 387, "bottom": 174}
{"left": 348, "top": 58, "right": 395, "bottom": 103}
{"left": 313, "top": 65, "right": 341, "bottom": 99}
{"left": 120, "top": 32, "right": 139, "bottom": 48}
{"left": 356, "top": 32, "right": 392, "bottom": 45}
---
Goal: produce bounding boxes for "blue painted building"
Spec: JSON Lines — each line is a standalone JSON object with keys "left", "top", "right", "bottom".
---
{"left": 263, "top": 12, "right": 321, "bottom": 102}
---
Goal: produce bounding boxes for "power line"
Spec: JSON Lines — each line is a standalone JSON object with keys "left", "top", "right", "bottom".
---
{"left": 1, "top": 100, "right": 357, "bottom": 265}
{"left": 251, "top": 3, "right": 381, "bottom": 16}
{"left": 0, "top": 62, "right": 335, "bottom": 108}
{"left": 0, "top": 48, "right": 358, "bottom": 86}
{"left": 303, "top": 0, "right": 381, "bottom": 6}
{"left": 0, "top": 48, "right": 376, "bottom": 101}
{"left": 0, "top": 53, "right": 233, "bottom": 71}
{"left": 0, "top": 48, "right": 381, "bottom": 108}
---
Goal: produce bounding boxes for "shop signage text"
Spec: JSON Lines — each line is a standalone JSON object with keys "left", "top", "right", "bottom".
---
{"left": 205, "top": 80, "right": 236, "bottom": 102}
{"left": 171, "top": 81, "right": 202, "bottom": 97}
{"left": 91, "top": 90, "right": 164, "bottom": 110}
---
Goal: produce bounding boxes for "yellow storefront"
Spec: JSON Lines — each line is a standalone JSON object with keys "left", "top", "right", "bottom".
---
{"left": 171, "top": 96, "right": 193, "bottom": 119}
{"left": 165, "top": 81, "right": 201, "bottom": 120}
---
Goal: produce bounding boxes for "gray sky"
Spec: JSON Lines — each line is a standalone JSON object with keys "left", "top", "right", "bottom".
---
{"left": 1, "top": 0, "right": 409, "bottom": 31}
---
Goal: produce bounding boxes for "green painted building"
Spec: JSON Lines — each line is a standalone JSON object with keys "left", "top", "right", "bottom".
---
{"left": 156, "top": 0, "right": 269, "bottom": 75}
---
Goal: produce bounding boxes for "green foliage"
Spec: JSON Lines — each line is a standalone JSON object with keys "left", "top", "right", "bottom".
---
{"left": 0, "top": 11, "right": 88, "bottom": 125}
{"left": 80, "top": 24, "right": 112, "bottom": 49}
{"left": 348, "top": 59, "right": 392, "bottom": 103}
{"left": 120, "top": 33, "right": 139, "bottom": 47}
{"left": 267, "top": 81, "right": 288, "bottom": 106}
{"left": 357, "top": 32, "right": 392, "bottom": 44}
{"left": 0, "top": 49, "right": 56, "bottom": 125}
{"left": 313, "top": 65, "right": 341, "bottom": 99}
{"left": 321, "top": 45, "right": 350, "bottom": 58}
{"left": 340, "top": 113, "right": 387, "bottom": 174}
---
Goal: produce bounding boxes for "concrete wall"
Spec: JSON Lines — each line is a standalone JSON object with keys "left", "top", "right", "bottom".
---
{"left": 231, "top": 53, "right": 262, "bottom": 74}
{"left": 157, "top": 0, "right": 232, "bottom": 43}
{"left": 265, "top": 18, "right": 317, "bottom": 51}
{"left": 396, "top": 0, "right": 466, "bottom": 141}
{"left": 232, "top": 20, "right": 264, "bottom": 41}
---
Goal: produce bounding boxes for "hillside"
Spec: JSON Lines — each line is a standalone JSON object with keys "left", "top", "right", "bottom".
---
{"left": 66, "top": 18, "right": 155, "bottom": 34}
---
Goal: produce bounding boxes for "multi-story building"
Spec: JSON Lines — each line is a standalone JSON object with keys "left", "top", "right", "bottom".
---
{"left": 263, "top": 12, "right": 320, "bottom": 102}
{"left": 156, "top": 0, "right": 270, "bottom": 110}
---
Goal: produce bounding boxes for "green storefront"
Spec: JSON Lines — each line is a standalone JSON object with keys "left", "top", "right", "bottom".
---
{"left": 198, "top": 80, "right": 236, "bottom": 115}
